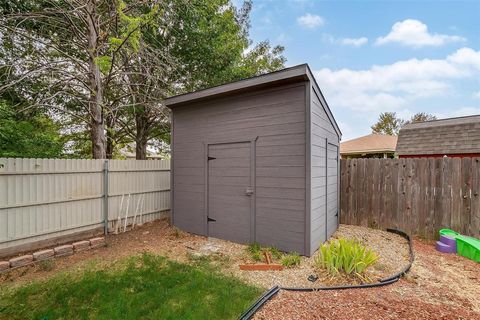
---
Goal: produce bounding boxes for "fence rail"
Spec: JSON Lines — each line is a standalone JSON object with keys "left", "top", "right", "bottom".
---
{"left": 0, "top": 158, "right": 170, "bottom": 257}
{"left": 340, "top": 158, "right": 480, "bottom": 239}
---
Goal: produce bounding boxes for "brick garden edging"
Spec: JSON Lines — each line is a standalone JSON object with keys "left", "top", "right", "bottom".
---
{"left": 0, "top": 237, "right": 106, "bottom": 274}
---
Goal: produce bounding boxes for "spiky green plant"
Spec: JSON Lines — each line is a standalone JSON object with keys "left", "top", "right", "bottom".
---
{"left": 246, "top": 243, "right": 263, "bottom": 261}
{"left": 314, "top": 238, "right": 378, "bottom": 279}
{"left": 281, "top": 252, "right": 301, "bottom": 268}
{"left": 269, "top": 246, "right": 283, "bottom": 260}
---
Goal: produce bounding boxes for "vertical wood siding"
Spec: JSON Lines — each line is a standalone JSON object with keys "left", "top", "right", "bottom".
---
{"left": 0, "top": 158, "right": 170, "bottom": 254}
{"left": 340, "top": 158, "right": 480, "bottom": 239}
{"left": 309, "top": 88, "right": 340, "bottom": 254}
{"left": 172, "top": 83, "right": 307, "bottom": 253}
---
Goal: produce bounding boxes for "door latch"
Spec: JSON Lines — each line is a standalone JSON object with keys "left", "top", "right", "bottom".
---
{"left": 245, "top": 187, "right": 254, "bottom": 196}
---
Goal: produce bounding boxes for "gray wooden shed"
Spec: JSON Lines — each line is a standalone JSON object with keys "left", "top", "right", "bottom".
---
{"left": 165, "top": 64, "right": 341, "bottom": 256}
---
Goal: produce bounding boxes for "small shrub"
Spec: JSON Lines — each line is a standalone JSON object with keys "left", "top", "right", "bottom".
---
{"left": 314, "top": 238, "right": 378, "bottom": 279}
{"left": 281, "top": 253, "right": 301, "bottom": 268}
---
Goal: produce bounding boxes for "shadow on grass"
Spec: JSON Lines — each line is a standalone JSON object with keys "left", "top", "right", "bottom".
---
{"left": 0, "top": 254, "right": 262, "bottom": 320}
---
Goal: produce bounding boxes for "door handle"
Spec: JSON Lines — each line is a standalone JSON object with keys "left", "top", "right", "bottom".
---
{"left": 245, "top": 187, "right": 254, "bottom": 196}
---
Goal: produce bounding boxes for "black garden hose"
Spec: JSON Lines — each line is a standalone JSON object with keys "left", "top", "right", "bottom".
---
{"left": 238, "top": 286, "right": 280, "bottom": 320}
{"left": 239, "top": 228, "right": 414, "bottom": 319}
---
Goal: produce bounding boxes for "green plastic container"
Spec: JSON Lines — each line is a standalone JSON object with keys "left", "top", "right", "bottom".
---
{"left": 439, "top": 229, "right": 480, "bottom": 263}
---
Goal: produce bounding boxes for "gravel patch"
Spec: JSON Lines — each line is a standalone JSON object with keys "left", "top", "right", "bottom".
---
{"left": 201, "top": 224, "right": 411, "bottom": 289}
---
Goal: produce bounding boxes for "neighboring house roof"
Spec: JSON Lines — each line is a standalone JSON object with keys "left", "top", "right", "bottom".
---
{"left": 164, "top": 64, "right": 342, "bottom": 137}
{"left": 340, "top": 134, "right": 398, "bottom": 154}
{"left": 396, "top": 115, "right": 480, "bottom": 156}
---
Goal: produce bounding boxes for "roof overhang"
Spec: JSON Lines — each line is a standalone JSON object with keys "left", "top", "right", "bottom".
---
{"left": 164, "top": 64, "right": 342, "bottom": 137}
{"left": 341, "top": 149, "right": 396, "bottom": 154}
{"left": 165, "top": 64, "right": 310, "bottom": 108}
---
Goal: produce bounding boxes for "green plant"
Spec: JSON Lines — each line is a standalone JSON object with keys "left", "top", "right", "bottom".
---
{"left": 268, "top": 246, "right": 283, "bottom": 260}
{"left": 246, "top": 243, "right": 263, "bottom": 261}
{"left": 314, "top": 238, "right": 379, "bottom": 279}
{"left": 247, "top": 243, "right": 261, "bottom": 255}
{"left": 281, "top": 253, "right": 301, "bottom": 268}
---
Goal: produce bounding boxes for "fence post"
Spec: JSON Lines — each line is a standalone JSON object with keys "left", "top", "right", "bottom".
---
{"left": 103, "top": 160, "right": 109, "bottom": 238}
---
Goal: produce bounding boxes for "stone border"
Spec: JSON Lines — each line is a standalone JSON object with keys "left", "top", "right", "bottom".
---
{"left": 0, "top": 237, "right": 106, "bottom": 274}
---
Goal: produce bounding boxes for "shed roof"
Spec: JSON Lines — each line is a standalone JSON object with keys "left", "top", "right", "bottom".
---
{"left": 164, "top": 64, "right": 341, "bottom": 137}
{"left": 396, "top": 115, "right": 480, "bottom": 155}
{"left": 340, "top": 134, "right": 397, "bottom": 154}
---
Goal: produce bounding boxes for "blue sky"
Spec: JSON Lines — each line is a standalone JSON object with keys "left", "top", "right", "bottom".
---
{"left": 238, "top": 0, "right": 480, "bottom": 140}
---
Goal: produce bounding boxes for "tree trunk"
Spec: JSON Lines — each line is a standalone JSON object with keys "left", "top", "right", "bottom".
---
{"left": 105, "top": 113, "right": 115, "bottom": 159}
{"left": 135, "top": 107, "right": 148, "bottom": 160}
{"left": 86, "top": 0, "right": 106, "bottom": 159}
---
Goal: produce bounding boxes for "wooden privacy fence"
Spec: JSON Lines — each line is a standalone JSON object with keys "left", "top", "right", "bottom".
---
{"left": 340, "top": 158, "right": 480, "bottom": 239}
{"left": 0, "top": 158, "right": 170, "bottom": 257}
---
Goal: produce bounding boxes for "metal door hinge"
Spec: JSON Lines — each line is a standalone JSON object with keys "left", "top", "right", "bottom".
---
{"left": 208, "top": 156, "right": 216, "bottom": 161}
{"left": 207, "top": 217, "right": 216, "bottom": 222}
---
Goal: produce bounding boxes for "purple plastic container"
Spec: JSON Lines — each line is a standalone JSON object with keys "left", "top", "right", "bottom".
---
{"left": 439, "top": 235, "right": 457, "bottom": 249}
{"left": 436, "top": 241, "right": 456, "bottom": 253}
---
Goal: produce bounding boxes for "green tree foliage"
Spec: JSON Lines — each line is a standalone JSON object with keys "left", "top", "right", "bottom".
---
{"left": 0, "top": 102, "right": 65, "bottom": 158}
{"left": 371, "top": 112, "right": 437, "bottom": 136}
{"left": 371, "top": 112, "right": 405, "bottom": 135}
{"left": 0, "top": 0, "right": 286, "bottom": 159}
{"left": 405, "top": 112, "right": 437, "bottom": 124}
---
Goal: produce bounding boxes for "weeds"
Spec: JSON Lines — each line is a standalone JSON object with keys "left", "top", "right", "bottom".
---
{"left": 246, "top": 244, "right": 302, "bottom": 268}
{"left": 281, "top": 253, "right": 301, "bottom": 268}
{"left": 269, "top": 246, "right": 283, "bottom": 260}
{"left": 172, "top": 227, "right": 181, "bottom": 239}
{"left": 37, "top": 259, "right": 55, "bottom": 272}
{"left": 246, "top": 243, "right": 263, "bottom": 261}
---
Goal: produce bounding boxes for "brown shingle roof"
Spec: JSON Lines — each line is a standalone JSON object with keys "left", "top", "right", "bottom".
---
{"left": 340, "top": 134, "right": 398, "bottom": 154}
{"left": 396, "top": 115, "right": 480, "bottom": 155}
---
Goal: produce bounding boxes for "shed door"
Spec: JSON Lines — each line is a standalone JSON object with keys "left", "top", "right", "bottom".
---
{"left": 326, "top": 143, "right": 339, "bottom": 238}
{"left": 208, "top": 142, "right": 252, "bottom": 243}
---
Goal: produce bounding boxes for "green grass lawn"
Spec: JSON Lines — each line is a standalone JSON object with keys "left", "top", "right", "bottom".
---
{"left": 0, "top": 254, "right": 262, "bottom": 320}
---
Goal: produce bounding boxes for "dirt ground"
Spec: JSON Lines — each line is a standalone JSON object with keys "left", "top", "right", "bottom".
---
{"left": 1, "top": 219, "right": 479, "bottom": 319}
{"left": 0, "top": 219, "right": 409, "bottom": 289}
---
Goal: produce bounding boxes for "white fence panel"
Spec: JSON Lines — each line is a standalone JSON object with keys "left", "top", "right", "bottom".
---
{"left": 0, "top": 158, "right": 171, "bottom": 256}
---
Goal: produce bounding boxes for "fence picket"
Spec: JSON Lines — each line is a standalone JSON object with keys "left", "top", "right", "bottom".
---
{"left": 340, "top": 158, "right": 479, "bottom": 239}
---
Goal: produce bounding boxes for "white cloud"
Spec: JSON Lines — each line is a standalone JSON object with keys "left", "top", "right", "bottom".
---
{"left": 473, "top": 91, "right": 480, "bottom": 99}
{"left": 313, "top": 47, "right": 480, "bottom": 113}
{"left": 376, "top": 19, "right": 465, "bottom": 48}
{"left": 297, "top": 13, "right": 324, "bottom": 29}
{"left": 448, "top": 47, "right": 480, "bottom": 70}
{"left": 322, "top": 34, "right": 368, "bottom": 47}
{"left": 339, "top": 37, "right": 368, "bottom": 47}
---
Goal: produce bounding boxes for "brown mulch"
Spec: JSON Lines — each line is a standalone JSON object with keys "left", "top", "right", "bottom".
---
{"left": 1, "top": 218, "right": 479, "bottom": 320}
{"left": 254, "top": 238, "right": 480, "bottom": 320}
{"left": 252, "top": 282, "right": 480, "bottom": 320}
